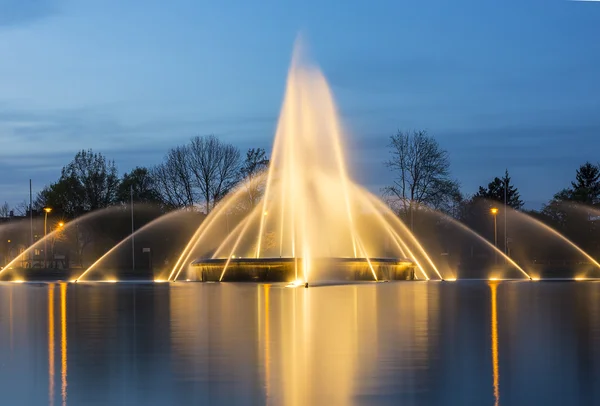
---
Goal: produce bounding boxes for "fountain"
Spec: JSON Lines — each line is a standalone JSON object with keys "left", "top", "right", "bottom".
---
{"left": 168, "top": 42, "right": 438, "bottom": 284}
{"left": 4, "top": 42, "right": 598, "bottom": 284}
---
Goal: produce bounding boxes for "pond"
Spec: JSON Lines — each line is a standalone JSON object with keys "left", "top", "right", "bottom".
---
{"left": 0, "top": 280, "right": 598, "bottom": 405}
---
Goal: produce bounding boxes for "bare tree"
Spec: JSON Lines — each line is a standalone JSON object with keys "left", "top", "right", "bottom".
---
{"left": 240, "top": 148, "right": 269, "bottom": 208}
{"left": 188, "top": 135, "right": 241, "bottom": 213}
{"left": 0, "top": 202, "right": 9, "bottom": 218}
{"left": 152, "top": 146, "right": 196, "bottom": 208}
{"left": 384, "top": 130, "right": 460, "bottom": 228}
{"left": 12, "top": 201, "right": 29, "bottom": 216}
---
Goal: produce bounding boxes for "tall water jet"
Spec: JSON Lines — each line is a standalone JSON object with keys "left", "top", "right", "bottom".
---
{"left": 172, "top": 41, "right": 435, "bottom": 283}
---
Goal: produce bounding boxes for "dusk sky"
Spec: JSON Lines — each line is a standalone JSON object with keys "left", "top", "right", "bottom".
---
{"left": 0, "top": 0, "right": 599, "bottom": 209}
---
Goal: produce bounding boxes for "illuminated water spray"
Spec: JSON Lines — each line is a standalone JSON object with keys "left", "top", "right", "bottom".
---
{"left": 168, "top": 40, "right": 438, "bottom": 283}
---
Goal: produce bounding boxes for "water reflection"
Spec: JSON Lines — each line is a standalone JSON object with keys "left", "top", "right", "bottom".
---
{"left": 0, "top": 282, "right": 599, "bottom": 404}
{"left": 48, "top": 283, "right": 55, "bottom": 406}
{"left": 490, "top": 281, "right": 499, "bottom": 406}
{"left": 48, "top": 283, "right": 68, "bottom": 406}
{"left": 60, "top": 283, "right": 68, "bottom": 406}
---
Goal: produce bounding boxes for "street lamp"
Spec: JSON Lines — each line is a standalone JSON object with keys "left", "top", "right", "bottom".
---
{"left": 491, "top": 207, "right": 498, "bottom": 265}
{"left": 43, "top": 207, "right": 52, "bottom": 268}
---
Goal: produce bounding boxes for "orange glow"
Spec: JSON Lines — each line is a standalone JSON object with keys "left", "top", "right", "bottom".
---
{"left": 286, "top": 279, "right": 304, "bottom": 288}
{"left": 490, "top": 282, "right": 500, "bottom": 406}
{"left": 44, "top": 207, "right": 53, "bottom": 213}
{"left": 171, "top": 40, "right": 453, "bottom": 284}
{"left": 264, "top": 285, "right": 271, "bottom": 400}
{"left": 490, "top": 208, "right": 498, "bottom": 215}
{"left": 48, "top": 284, "right": 55, "bottom": 406}
{"left": 12, "top": 279, "right": 25, "bottom": 284}
{"left": 60, "top": 283, "right": 68, "bottom": 406}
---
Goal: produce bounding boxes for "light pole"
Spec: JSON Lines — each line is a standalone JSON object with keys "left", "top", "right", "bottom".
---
{"left": 43, "top": 207, "right": 52, "bottom": 268}
{"left": 491, "top": 207, "right": 498, "bottom": 265}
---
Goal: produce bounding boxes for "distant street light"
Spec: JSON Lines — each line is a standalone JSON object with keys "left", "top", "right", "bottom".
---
{"left": 491, "top": 207, "right": 498, "bottom": 265}
{"left": 43, "top": 207, "right": 52, "bottom": 268}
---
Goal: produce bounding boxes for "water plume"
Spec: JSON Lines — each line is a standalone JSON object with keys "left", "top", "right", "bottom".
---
{"left": 171, "top": 40, "right": 439, "bottom": 283}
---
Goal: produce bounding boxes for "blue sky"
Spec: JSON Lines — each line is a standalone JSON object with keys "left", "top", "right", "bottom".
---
{"left": 0, "top": 0, "right": 599, "bottom": 209}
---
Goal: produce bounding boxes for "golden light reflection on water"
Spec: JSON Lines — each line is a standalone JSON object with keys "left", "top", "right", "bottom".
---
{"left": 269, "top": 285, "right": 360, "bottom": 405}
{"left": 48, "top": 283, "right": 55, "bottom": 406}
{"left": 167, "top": 283, "right": 442, "bottom": 404}
{"left": 490, "top": 281, "right": 500, "bottom": 406}
{"left": 47, "top": 283, "right": 68, "bottom": 406}
{"left": 60, "top": 283, "right": 68, "bottom": 406}
{"left": 264, "top": 285, "right": 271, "bottom": 403}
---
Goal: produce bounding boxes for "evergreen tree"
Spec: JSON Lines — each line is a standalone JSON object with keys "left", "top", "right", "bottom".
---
{"left": 474, "top": 169, "right": 523, "bottom": 209}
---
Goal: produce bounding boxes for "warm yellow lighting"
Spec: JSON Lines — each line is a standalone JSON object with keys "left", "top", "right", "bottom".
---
{"left": 104, "top": 279, "right": 118, "bottom": 283}
{"left": 263, "top": 211, "right": 268, "bottom": 216}
{"left": 490, "top": 282, "right": 500, "bottom": 406}
{"left": 48, "top": 284, "right": 55, "bottom": 403}
{"left": 58, "top": 222, "right": 64, "bottom": 228}
{"left": 154, "top": 279, "right": 167, "bottom": 283}
{"left": 60, "top": 283, "right": 67, "bottom": 404}
{"left": 285, "top": 279, "right": 304, "bottom": 288}
{"left": 231, "top": 254, "right": 236, "bottom": 259}
{"left": 44, "top": 207, "right": 52, "bottom": 213}
{"left": 12, "top": 279, "right": 25, "bottom": 283}
{"left": 445, "top": 278, "right": 457, "bottom": 282}
{"left": 531, "top": 277, "right": 540, "bottom": 281}
{"left": 490, "top": 208, "right": 498, "bottom": 215}
{"left": 489, "top": 277, "right": 499, "bottom": 281}
{"left": 575, "top": 277, "right": 586, "bottom": 281}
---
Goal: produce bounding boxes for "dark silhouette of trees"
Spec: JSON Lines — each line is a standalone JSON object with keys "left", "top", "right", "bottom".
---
{"left": 36, "top": 149, "right": 119, "bottom": 218}
{"left": 152, "top": 146, "right": 196, "bottom": 209}
{"left": 560, "top": 162, "right": 600, "bottom": 205}
{"left": 151, "top": 135, "right": 242, "bottom": 212}
{"left": 117, "top": 166, "right": 161, "bottom": 205}
{"left": 240, "top": 148, "right": 269, "bottom": 208}
{"left": 474, "top": 170, "right": 523, "bottom": 210}
{"left": 384, "top": 130, "right": 460, "bottom": 228}
{"left": 0, "top": 202, "right": 9, "bottom": 218}
{"left": 188, "top": 135, "right": 241, "bottom": 213}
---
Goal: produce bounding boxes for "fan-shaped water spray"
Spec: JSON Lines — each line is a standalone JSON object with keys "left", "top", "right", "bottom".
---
{"left": 74, "top": 208, "right": 202, "bottom": 282}
{"left": 498, "top": 205, "right": 600, "bottom": 278}
{"left": 0, "top": 207, "right": 121, "bottom": 280}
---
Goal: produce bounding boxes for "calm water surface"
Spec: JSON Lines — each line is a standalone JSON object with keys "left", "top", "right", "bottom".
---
{"left": 0, "top": 281, "right": 599, "bottom": 405}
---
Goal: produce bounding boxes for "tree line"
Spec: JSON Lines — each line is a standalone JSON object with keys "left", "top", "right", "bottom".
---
{"left": 1, "top": 130, "right": 598, "bottom": 262}
{"left": 385, "top": 129, "right": 600, "bottom": 263}
{"left": 18, "top": 135, "right": 269, "bottom": 219}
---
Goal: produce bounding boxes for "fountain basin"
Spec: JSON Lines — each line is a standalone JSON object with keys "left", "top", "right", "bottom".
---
{"left": 189, "top": 257, "right": 416, "bottom": 282}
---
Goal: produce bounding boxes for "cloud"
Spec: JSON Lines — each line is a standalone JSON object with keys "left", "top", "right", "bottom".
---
{"left": 0, "top": 0, "right": 59, "bottom": 27}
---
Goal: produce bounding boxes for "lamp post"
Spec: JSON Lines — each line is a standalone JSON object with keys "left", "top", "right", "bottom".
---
{"left": 491, "top": 207, "right": 498, "bottom": 265}
{"left": 43, "top": 207, "right": 52, "bottom": 268}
